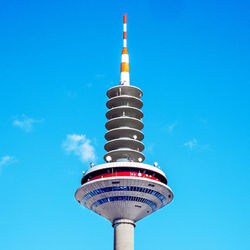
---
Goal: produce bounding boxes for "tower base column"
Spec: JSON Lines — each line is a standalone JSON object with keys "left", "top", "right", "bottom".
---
{"left": 113, "top": 219, "right": 136, "bottom": 250}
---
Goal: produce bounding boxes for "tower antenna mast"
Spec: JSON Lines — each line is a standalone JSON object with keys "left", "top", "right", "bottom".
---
{"left": 120, "top": 14, "right": 130, "bottom": 85}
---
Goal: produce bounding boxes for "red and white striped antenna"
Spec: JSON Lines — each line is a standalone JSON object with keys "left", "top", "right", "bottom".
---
{"left": 120, "top": 14, "right": 130, "bottom": 85}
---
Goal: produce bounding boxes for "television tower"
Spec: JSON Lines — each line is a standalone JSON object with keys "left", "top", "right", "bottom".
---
{"left": 75, "top": 14, "right": 173, "bottom": 250}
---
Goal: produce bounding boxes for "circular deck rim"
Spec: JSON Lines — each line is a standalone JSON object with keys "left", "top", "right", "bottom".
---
{"left": 106, "top": 106, "right": 143, "bottom": 120}
{"left": 107, "top": 85, "right": 143, "bottom": 99}
{"left": 106, "top": 95, "right": 143, "bottom": 109}
{"left": 105, "top": 117, "right": 144, "bottom": 130}
{"left": 105, "top": 127, "right": 144, "bottom": 141}
{"left": 104, "top": 149, "right": 145, "bottom": 162}
{"left": 104, "top": 138, "right": 145, "bottom": 152}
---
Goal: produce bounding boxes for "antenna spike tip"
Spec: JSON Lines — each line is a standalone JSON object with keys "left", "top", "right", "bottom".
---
{"left": 120, "top": 14, "right": 130, "bottom": 85}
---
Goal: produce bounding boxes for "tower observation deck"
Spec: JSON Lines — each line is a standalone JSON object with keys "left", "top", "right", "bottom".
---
{"left": 75, "top": 14, "right": 173, "bottom": 250}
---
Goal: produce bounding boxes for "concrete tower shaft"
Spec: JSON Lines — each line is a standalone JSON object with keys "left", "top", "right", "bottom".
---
{"left": 113, "top": 219, "right": 135, "bottom": 250}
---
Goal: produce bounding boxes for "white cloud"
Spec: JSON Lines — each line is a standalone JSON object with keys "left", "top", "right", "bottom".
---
{"left": 67, "top": 91, "right": 77, "bottom": 98}
{"left": 0, "top": 155, "right": 16, "bottom": 172}
{"left": 184, "top": 138, "right": 198, "bottom": 150}
{"left": 95, "top": 74, "right": 105, "bottom": 79}
{"left": 87, "top": 82, "right": 93, "bottom": 88}
{"left": 63, "top": 134, "right": 96, "bottom": 162}
{"left": 167, "top": 122, "right": 178, "bottom": 134}
{"left": 199, "top": 118, "right": 208, "bottom": 125}
{"left": 13, "top": 114, "right": 43, "bottom": 132}
{"left": 184, "top": 138, "right": 211, "bottom": 151}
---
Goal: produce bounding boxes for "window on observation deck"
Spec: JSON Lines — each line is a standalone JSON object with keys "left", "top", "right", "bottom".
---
{"left": 81, "top": 167, "right": 167, "bottom": 185}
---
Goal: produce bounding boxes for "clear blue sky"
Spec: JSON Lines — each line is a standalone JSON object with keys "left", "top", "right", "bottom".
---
{"left": 0, "top": 0, "right": 249, "bottom": 249}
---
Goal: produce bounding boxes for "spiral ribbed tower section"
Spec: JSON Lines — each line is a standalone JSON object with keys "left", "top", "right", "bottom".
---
{"left": 104, "top": 85, "right": 145, "bottom": 163}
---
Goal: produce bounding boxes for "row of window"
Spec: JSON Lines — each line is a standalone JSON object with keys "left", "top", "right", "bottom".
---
{"left": 91, "top": 196, "right": 157, "bottom": 211}
{"left": 81, "top": 167, "right": 167, "bottom": 184}
{"left": 82, "top": 186, "right": 166, "bottom": 205}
